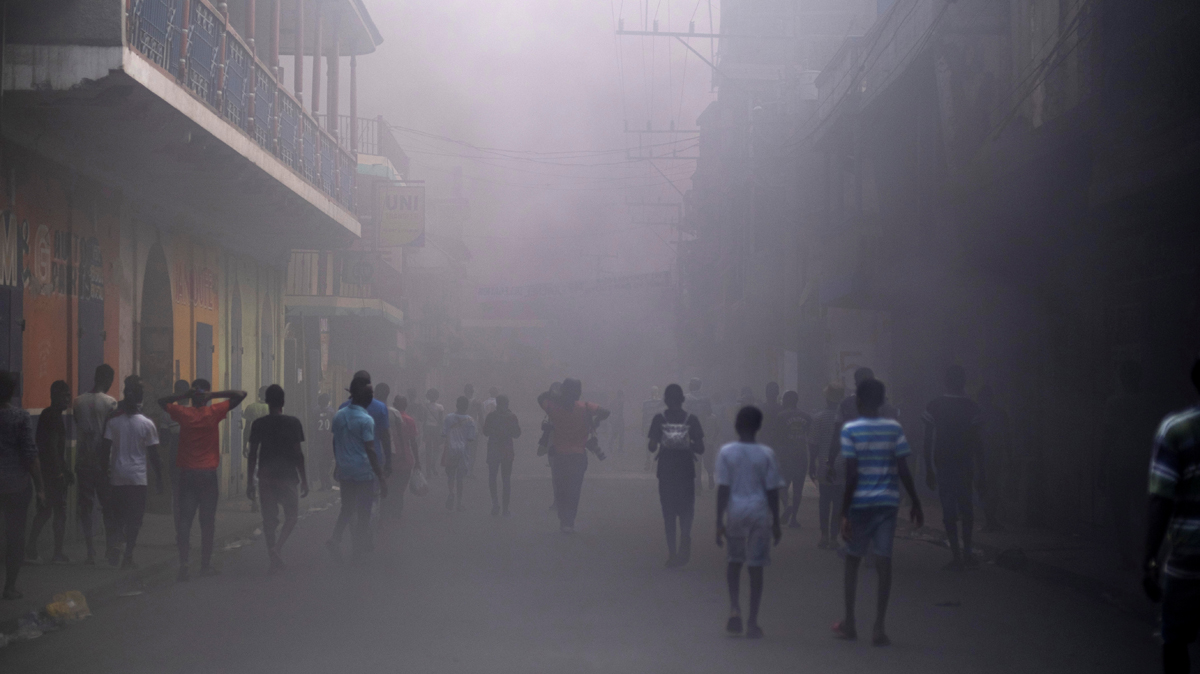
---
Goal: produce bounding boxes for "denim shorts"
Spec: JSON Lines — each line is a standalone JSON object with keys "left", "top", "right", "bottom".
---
{"left": 726, "top": 525, "right": 773, "bottom": 567}
{"left": 846, "top": 506, "right": 898, "bottom": 558}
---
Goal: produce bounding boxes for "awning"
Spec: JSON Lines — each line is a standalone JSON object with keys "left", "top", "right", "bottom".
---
{"left": 284, "top": 295, "right": 403, "bottom": 326}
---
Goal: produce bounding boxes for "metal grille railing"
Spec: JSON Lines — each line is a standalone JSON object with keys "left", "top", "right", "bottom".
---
{"left": 277, "top": 94, "right": 300, "bottom": 170}
{"left": 253, "top": 64, "right": 275, "bottom": 149}
{"left": 338, "top": 149, "right": 356, "bottom": 211}
{"left": 126, "top": 0, "right": 355, "bottom": 211}
{"left": 302, "top": 116, "right": 318, "bottom": 184}
{"left": 320, "top": 136, "right": 336, "bottom": 195}
{"left": 186, "top": 2, "right": 219, "bottom": 106}
{"left": 223, "top": 37, "right": 250, "bottom": 132}
{"left": 130, "top": 0, "right": 183, "bottom": 76}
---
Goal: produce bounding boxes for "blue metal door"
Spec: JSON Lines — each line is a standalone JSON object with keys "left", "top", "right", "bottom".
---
{"left": 196, "top": 322, "right": 213, "bottom": 384}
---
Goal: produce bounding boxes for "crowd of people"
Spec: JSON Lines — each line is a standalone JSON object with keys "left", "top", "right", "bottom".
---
{"left": 0, "top": 358, "right": 1197, "bottom": 673}
{"left": 636, "top": 362, "right": 1199, "bottom": 671}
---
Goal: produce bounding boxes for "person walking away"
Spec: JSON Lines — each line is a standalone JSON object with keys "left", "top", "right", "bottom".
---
{"left": 641, "top": 386, "right": 664, "bottom": 473}
{"left": 0, "top": 371, "right": 44, "bottom": 599}
{"left": 609, "top": 390, "right": 626, "bottom": 456}
{"left": 73, "top": 364, "right": 117, "bottom": 564}
{"left": 423, "top": 389, "right": 445, "bottom": 478}
{"left": 464, "top": 384, "right": 483, "bottom": 478}
{"left": 442, "top": 396, "right": 478, "bottom": 511}
{"left": 775, "top": 390, "right": 812, "bottom": 529}
{"left": 483, "top": 395, "right": 521, "bottom": 516}
{"left": 27, "top": 381, "right": 73, "bottom": 564}
{"left": 241, "top": 387, "right": 270, "bottom": 512}
{"left": 1143, "top": 359, "right": 1200, "bottom": 674}
{"left": 312, "top": 392, "right": 336, "bottom": 491}
{"left": 683, "top": 378, "right": 715, "bottom": 490}
{"left": 338, "top": 371, "right": 392, "bottom": 480}
{"left": 389, "top": 395, "right": 421, "bottom": 517}
{"left": 834, "top": 377, "right": 923, "bottom": 646}
{"left": 976, "top": 385, "right": 1013, "bottom": 533}
{"left": 827, "top": 368, "right": 900, "bottom": 470}
{"left": 246, "top": 384, "right": 307, "bottom": 573}
{"left": 716, "top": 406, "right": 783, "bottom": 639}
{"left": 483, "top": 387, "right": 499, "bottom": 421}
{"left": 328, "top": 377, "right": 387, "bottom": 561}
{"left": 540, "top": 379, "right": 609, "bottom": 533}
{"left": 922, "top": 365, "right": 984, "bottom": 570}
{"left": 649, "top": 384, "right": 704, "bottom": 567}
{"left": 100, "top": 379, "right": 163, "bottom": 569}
{"left": 810, "top": 383, "right": 845, "bottom": 548}
{"left": 160, "top": 380, "right": 247, "bottom": 581}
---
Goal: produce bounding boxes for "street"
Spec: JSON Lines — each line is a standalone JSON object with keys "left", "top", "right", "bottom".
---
{"left": 1, "top": 462, "right": 1157, "bottom": 673}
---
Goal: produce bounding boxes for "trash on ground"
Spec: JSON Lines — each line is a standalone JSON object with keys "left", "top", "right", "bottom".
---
{"left": 15, "top": 611, "right": 60, "bottom": 640}
{"left": 118, "top": 590, "right": 144, "bottom": 597}
{"left": 45, "top": 591, "right": 91, "bottom": 622}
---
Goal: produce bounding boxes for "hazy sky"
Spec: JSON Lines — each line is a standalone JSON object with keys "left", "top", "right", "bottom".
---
{"left": 355, "top": 0, "right": 721, "bottom": 285}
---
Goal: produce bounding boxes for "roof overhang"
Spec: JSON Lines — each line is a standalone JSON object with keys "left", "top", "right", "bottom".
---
{"left": 285, "top": 295, "right": 403, "bottom": 326}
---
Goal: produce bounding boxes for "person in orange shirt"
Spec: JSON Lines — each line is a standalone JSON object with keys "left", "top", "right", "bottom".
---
{"left": 538, "top": 378, "right": 609, "bottom": 533}
{"left": 158, "top": 379, "right": 246, "bottom": 581}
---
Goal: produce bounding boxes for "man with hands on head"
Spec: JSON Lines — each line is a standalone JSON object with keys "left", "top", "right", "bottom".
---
{"left": 159, "top": 380, "right": 247, "bottom": 581}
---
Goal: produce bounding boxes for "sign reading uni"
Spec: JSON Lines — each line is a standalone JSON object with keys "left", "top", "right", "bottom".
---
{"left": 377, "top": 184, "right": 425, "bottom": 247}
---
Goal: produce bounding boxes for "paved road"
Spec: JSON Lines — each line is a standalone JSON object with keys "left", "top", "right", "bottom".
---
{"left": 1, "top": 467, "right": 1159, "bottom": 673}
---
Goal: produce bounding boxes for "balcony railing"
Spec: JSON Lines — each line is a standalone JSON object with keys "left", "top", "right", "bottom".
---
{"left": 286, "top": 250, "right": 376, "bottom": 299}
{"left": 127, "top": 0, "right": 357, "bottom": 213}
{"left": 315, "top": 114, "right": 410, "bottom": 178}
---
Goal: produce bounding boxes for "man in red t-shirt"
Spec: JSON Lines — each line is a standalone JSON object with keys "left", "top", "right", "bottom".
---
{"left": 538, "top": 378, "right": 609, "bottom": 533}
{"left": 159, "top": 379, "right": 246, "bottom": 581}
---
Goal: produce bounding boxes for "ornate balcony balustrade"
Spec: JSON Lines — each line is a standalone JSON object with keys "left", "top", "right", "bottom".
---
{"left": 127, "top": 0, "right": 357, "bottom": 213}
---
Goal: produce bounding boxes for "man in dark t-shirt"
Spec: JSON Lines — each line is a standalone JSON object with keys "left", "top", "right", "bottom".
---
{"left": 247, "top": 385, "right": 308, "bottom": 573}
{"left": 923, "top": 365, "right": 983, "bottom": 570}
{"left": 649, "top": 384, "right": 705, "bottom": 567}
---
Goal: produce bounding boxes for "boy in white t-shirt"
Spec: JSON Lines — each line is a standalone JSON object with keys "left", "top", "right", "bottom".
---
{"left": 100, "top": 380, "right": 162, "bottom": 569}
{"left": 716, "top": 406, "right": 785, "bottom": 639}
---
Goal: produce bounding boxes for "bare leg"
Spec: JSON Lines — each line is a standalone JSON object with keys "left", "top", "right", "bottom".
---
{"left": 842, "top": 555, "right": 861, "bottom": 636}
{"left": 747, "top": 566, "right": 764, "bottom": 629}
{"left": 726, "top": 562, "right": 742, "bottom": 612}
{"left": 873, "top": 557, "right": 893, "bottom": 644}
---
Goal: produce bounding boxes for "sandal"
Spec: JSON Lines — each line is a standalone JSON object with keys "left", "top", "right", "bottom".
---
{"left": 832, "top": 620, "right": 857, "bottom": 641}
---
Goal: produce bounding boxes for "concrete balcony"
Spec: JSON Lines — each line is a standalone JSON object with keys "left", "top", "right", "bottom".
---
{"left": 1, "top": 0, "right": 381, "bottom": 260}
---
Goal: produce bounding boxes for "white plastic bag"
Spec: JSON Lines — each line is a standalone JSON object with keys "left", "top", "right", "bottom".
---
{"left": 409, "top": 467, "right": 429, "bottom": 496}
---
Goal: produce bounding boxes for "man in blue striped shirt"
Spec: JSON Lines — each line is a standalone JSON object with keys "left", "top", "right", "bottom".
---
{"left": 833, "top": 378, "right": 923, "bottom": 647}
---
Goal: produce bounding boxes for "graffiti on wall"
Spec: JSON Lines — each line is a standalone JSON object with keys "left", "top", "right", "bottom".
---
{"left": 172, "top": 260, "right": 218, "bottom": 310}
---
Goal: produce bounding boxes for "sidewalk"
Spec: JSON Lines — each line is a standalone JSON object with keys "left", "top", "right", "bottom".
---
{"left": 0, "top": 490, "right": 340, "bottom": 631}
{"left": 901, "top": 500, "right": 1158, "bottom": 624}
